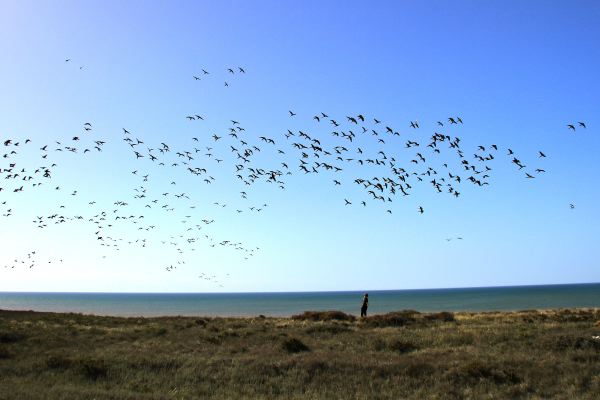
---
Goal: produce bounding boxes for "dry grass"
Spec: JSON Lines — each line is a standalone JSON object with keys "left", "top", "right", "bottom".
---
{"left": 291, "top": 310, "right": 356, "bottom": 321}
{"left": 0, "top": 308, "right": 599, "bottom": 399}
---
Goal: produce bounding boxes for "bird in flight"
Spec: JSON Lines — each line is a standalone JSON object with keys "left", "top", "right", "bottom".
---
{"left": 289, "top": 110, "right": 296, "bottom": 117}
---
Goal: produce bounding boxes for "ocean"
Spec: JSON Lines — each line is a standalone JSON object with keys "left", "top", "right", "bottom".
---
{"left": 0, "top": 283, "right": 599, "bottom": 317}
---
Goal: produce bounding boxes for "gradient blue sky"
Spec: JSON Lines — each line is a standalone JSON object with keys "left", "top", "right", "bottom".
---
{"left": 0, "top": 0, "right": 599, "bottom": 292}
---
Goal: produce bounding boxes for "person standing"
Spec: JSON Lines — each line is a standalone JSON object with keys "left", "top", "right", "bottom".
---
{"left": 361, "top": 293, "right": 369, "bottom": 317}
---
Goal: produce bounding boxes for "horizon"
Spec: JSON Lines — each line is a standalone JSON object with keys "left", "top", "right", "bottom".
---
{"left": 1, "top": 281, "right": 599, "bottom": 295}
{"left": 1, "top": 0, "right": 599, "bottom": 293}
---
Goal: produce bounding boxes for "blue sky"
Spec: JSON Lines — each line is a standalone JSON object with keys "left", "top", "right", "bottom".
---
{"left": 0, "top": 0, "right": 599, "bottom": 292}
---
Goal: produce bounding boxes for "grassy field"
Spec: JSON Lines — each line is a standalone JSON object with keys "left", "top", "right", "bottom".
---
{"left": 1, "top": 308, "right": 599, "bottom": 399}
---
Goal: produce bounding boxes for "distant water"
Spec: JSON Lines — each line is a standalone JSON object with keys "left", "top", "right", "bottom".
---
{"left": 1, "top": 283, "right": 599, "bottom": 317}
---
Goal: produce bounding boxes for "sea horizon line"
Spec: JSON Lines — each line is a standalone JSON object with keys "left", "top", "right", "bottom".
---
{"left": 1, "top": 281, "right": 598, "bottom": 295}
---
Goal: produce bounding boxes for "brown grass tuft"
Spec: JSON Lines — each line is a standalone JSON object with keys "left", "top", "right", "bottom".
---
{"left": 551, "top": 335, "right": 600, "bottom": 351}
{"left": 282, "top": 337, "right": 310, "bottom": 353}
{"left": 389, "top": 339, "right": 420, "bottom": 353}
{"left": 448, "top": 361, "right": 522, "bottom": 385}
{"left": 75, "top": 358, "right": 109, "bottom": 380}
{"left": 361, "top": 310, "right": 420, "bottom": 327}
{"left": 304, "top": 323, "right": 352, "bottom": 335}
{"left": 424, "top": 311, "right": 455, "bottom": 322}
{"left": 291, "top": 310, "right": 356, "bottom": 322}
{"left": 45, "top": 355, "right": 73, "bottom": 370}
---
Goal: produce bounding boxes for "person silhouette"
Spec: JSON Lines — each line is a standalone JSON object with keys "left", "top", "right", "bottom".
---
{"left": 361, "top": 293, "right": 369, "bottom": 317}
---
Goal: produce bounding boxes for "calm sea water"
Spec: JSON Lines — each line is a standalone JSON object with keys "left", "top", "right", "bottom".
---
{"left": 0, "top": 283, "right": 599, "bottom": 317}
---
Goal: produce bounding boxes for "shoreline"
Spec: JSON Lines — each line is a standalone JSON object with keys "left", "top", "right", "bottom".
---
{"left": 1, "top": 283, "right": 599, "bottom": 318}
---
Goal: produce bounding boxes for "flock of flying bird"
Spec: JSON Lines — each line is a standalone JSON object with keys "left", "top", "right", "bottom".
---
{"left": 191, "top": 66, "right": 247, "bottom": 88}
{"left": 0, "top": 65, "right": 587, "bottom": 284}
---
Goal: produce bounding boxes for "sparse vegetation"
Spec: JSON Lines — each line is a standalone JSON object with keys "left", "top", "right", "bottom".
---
{"left": 291, "top": 310, "right": 356, "bottom": 321}
{"left": 0, "top": 308, "right": 599, "bottom": 399}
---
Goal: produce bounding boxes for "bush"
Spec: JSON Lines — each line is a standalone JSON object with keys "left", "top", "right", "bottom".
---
{"left": 46, "top": 355, "right": 73, "bottom": 370}
{"left": 404, "top": 361, "right": 436, "bottom": 378}
{"left": 0, "top": 331, "right": 26, "bottom": 343}
{"left": 549, "top": 309, "right": 600, "bottom": 323}
{"left": 373, "top": 338, "right": 419, "bottom": 353}
{"left": 553, "top": 335, "right": 600, "bottom": 351}
{"left": 0, "top": 346, "right": 12, "bottom": 359}
{"left": 154, "top": 328, "right": 168, "bottom": 336}
{"left": 302, "top": 359, "right": 328, "bottom": 378}
{"left": 361, "top": 310, "right": 420, "bottom": 327}
{"left": 292, "top": 311, "right": 356, "bottom": 322}
{"left": 76, "top": 358, "right": 109, "bottom": 380}
{"left": 305, "top": 324, "right": 352, "bottom": 335}
{"left": 362, "top": 310, "right": 456, "bottom": 327}
{"left": 449, "top": 361, "right": 521, "bottom": 385}
{"left": 282, "top": 338, "right": 310, "bottom": 353}
{"left": 424, "top": 311, "right": 455, "bottom": 322}
{"left": 389, "top": 339, "right": 419, "bottom": 353}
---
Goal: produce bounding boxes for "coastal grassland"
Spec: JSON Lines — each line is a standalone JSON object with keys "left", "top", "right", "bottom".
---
{"left": 0, "top": 308, "right": 599, "bottom": 399}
